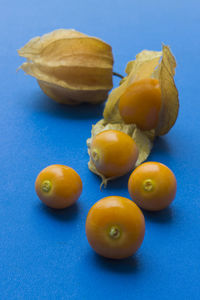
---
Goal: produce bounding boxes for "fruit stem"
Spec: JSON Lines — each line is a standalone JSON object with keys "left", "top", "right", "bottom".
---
{"left": 41, "top": 180, "right": 52, "bottom": 193}
{"left": 91, "top": 149, "right": 99, "bottom": 162}
{"left": 143, "top": 179, "right": 154, "bottom": 192}
{"left": 113, "top": 72, "right": 124, "bottom": 79}
{"left": 109, "top": 225, "right": 121, "bottom": 240}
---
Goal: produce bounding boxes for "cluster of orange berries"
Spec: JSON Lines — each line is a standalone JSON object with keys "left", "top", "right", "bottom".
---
{"left": 35, "top": 78, "right": 177, "bottom": 260}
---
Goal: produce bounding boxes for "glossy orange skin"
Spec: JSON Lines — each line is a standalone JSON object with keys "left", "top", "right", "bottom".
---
{"left": 35, "top": 164, "right": 82, "bottom": 209}
{"left": 119, "top": 78, "right": 162, "bottom": 130}
{"left": 128, "top": 162, "right": 177, "bottom": 211}
{"left": 85, "top": 196, "right": 145, "bottom": 259}
{"left": 90, "top": 130, "right": 139, "bottom": 178}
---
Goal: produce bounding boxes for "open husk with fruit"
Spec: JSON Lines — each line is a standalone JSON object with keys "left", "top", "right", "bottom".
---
{"left": 87, "top": 45, "right": 179, "bottom": 186}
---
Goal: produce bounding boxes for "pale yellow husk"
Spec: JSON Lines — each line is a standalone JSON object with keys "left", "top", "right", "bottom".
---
{"left": 18, "top": 29, "right": 114, "bottom": 105}
{"left": 87, "top": 45, "right": 179, "bottom": 185}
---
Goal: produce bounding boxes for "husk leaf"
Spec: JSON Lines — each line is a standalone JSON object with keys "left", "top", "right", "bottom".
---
{"left": 156, "top": 45, "right": 179, "bottom": 135}
{"left": 18, "top": 29, "right": 114, "bottom": 105}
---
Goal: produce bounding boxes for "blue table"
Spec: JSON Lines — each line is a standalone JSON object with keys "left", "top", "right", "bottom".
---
{"left": 1, "top": 0, "right": 200, "bottom": 299}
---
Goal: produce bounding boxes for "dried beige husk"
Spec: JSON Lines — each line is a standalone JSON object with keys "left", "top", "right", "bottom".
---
{"left": 18, "top": 29, "right": 114, "bottom": 105}
{"left": 87, "top": 45, "right": 179, "bottom": 185}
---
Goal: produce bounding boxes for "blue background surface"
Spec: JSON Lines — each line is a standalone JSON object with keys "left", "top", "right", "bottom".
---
{"left": 1, "top": 0, "right": 200, "bottom": 299}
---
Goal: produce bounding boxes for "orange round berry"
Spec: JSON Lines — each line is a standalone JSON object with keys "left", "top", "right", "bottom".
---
{"left": 119, "top": 78, "right": 162, "bottom": 130}
{"left": 35, "top": 164, "right": 82, "bottom": 209}
{"left": 128, "top": 162, "right": 177, "bottom": 211}
{"left": 90, "top": 130, "right": 139, "bottom": 178}
{"left": 85, "top": 196, "right": 145, "bottom": 259}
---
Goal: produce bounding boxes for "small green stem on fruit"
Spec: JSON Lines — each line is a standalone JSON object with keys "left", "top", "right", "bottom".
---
{"left": 109, "top": 225, "right": 121, "bottom": 240}
{"left": 113, "top": 72, "right": 124, "bottom": 79}
{"left": 41, "top": 180, "right": 52, "bottom": 193}
{"left": 143, "top": 179, "right": 154, "bottom": 192}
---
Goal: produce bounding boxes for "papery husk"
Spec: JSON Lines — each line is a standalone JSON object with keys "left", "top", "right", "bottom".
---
{"left": 18, "top": 29, "right": 113, "bottom": 105}
{"left": 104, "top": 44, "right": 179, "bottom": 136}
{"left": 87, "top": 45, "right": 179, "bottom": 185}
{"left": 87, "top": 119, "right": 153, "bottom": 187}
{"left": 155, "top": 46, "right": 179, "bottom": 135}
